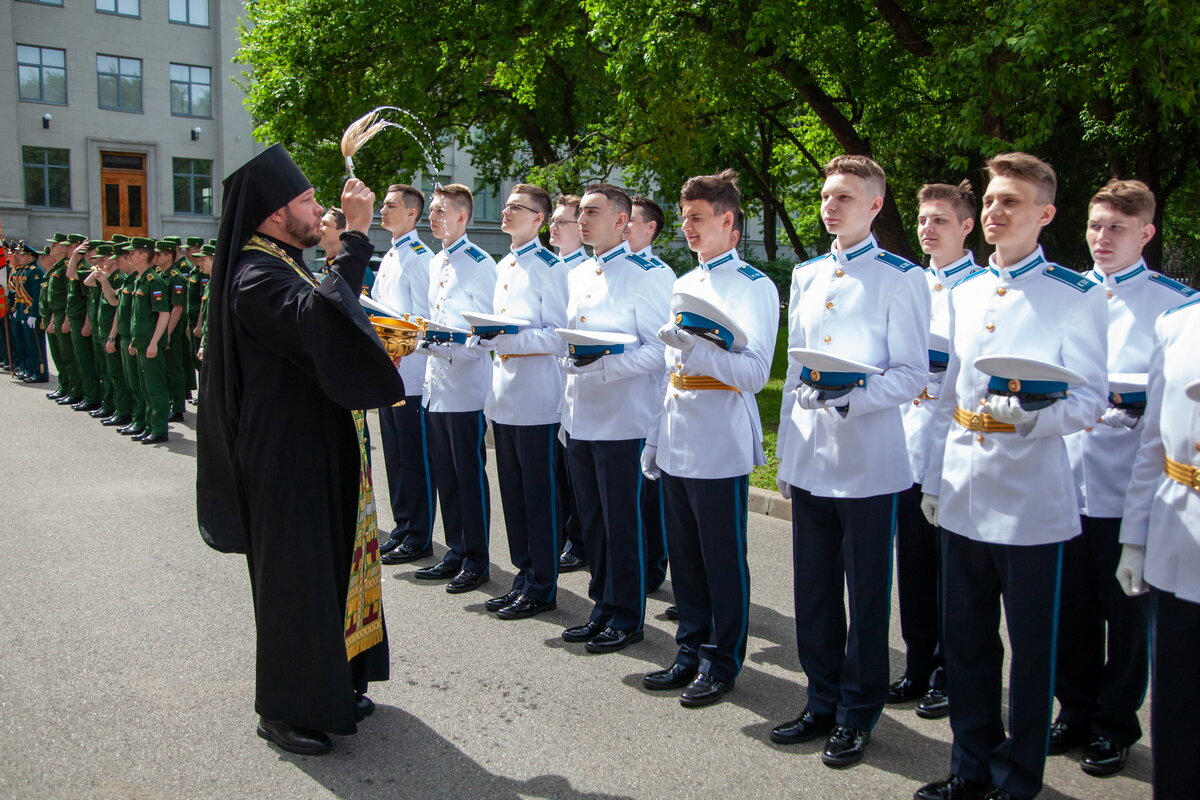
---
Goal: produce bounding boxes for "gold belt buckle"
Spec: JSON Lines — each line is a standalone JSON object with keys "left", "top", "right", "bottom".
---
{"left": 1192, "top": 467, "right": 1200, "bottom": 492}
{"left": 968, "top": 412, "right": 984, "bottom": 431}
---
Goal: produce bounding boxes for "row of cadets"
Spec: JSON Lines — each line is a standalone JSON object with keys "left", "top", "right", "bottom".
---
{"left": 368, "top": 185, "right": 439, "bottom": 567}
{"left": 557, "top": 184, "right": 674, "bottom": 652}
{"left": 410, "top": 185, "right": 499, "bottom": 593}
{"left": 2, "top": 241, "right": 48, "bottom": 383}
{"left": 474, "top": 183, "right": 570, "bottom": 619}
{"left": 889, "top": 181, "right": 982, "bottom": 719}
{"left": 639, "top": 170, "right": 779, "bottom": 706}
{"left": 772, "top": 155, "right": 931, "bottom": 768}
{"left": 916, "top": 153, "right": 1109, "bottom": 800}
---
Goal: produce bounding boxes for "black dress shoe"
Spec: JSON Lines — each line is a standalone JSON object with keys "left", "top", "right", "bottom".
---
{"left": 822, "top": 725, "right": 870, "bottom": 767}
{"left": 561, "top": 619, "right": 605, "bottom": 642}
{"left": 57, "top": 395, "right": 82, "bottom": 405}
{"left": 916, "top": 687, "right": 950, "bottom": 719}
{"left": 24, "top": 376, "right": 48, "bottom": 384}
{"left": 664, "top": 605, "right": 679, "bottom": 621}
{"left": 46, "top": 389, "right": 64, "bottom": 399}
{"left": 584, "top": 627, "right": 643, "bottom": 653}
{"left": 140, "top": 432, "right": 169, "bottom": 444}
{"left": 913, "top": 773, "right": 990, "bottom": 800}
{"left": 378, "top": 537, "right": 404, "bottom": 555}
{"left": 446, "top": 569, "right": 488, "bottom": 594}
{"left": 414, "top": 560, "right": 459, "bottom": 580}
{"left": 381, "top": 543, "right": 433, "bottom": 565}
{"left": 102, "top": 415, "right": 131, "bottom": 427}
{"left": 485, "top": 589, "right": 523, "bottom": 612}
{"left": 1080, "top": 735, "right": 1128, "bottom": 776}
{"left": 355, "top": 694, "right": 375, "bottom": 722}
{"left": 71, "top": 399, "right": 94, "bottom": 411}
{"left": 497, "top": 594, "right": 556, "bottom": 620}
{"left": 168, "top": 410, "right": 185, "bottom": 422}
{"left": 679, "top": 673, "right": 733, "bottom": 707}
{"left": 1048, "top": 719, "right": 1088, "bottom": 755}
{"left": 643, "top": 662, "right": 697, "bottom": 691}
{"left": 980, "top": 790, "right": 1014, "bottom": 800}
{"left": 770, "top": 709, "right": 835, "bottom": 744}
{"left": 888, "top": 676, "right": 925, "bottom": 703}
{"left": 117, "top": 424, "right": 143, "bottom": 436}
{"left": 89, "top": 406, "right": 113, "bottom": 418}
{"left": 558, "top": 552, "right": 587, "bottom": 572}
{"left": 256, "top": 717, "right": 332, "bottom": 755}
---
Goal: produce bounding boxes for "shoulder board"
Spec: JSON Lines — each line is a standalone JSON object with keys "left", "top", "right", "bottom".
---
{"left": 650, "top": 256, "right": 667, "bottom": 269}
{"left": 798, "top": 253, "right": 829, "bottom": 269}
{"left": 408, "top": 241, "right": 428, "bottom": 254}
{"left": 1163, "top": 296, "right": 1200, "bottom": 316}
{"left": 627, "top": 253, "right": 656, "bottom": 271}
{"left": 464, "top": 246, "right": 487, "bottom": 263}
{"left": 953, "top": 267, "right": 989, "bottom": 288}
{"left": 875, "top": 251, "right": 918, "bottom": 272}
{"left": 737, "top": 264, "right": 767, "bottom": 281}
{"left": 534, "top": 248, "right": 560, "bottom": 268}
{"left": 1042, "top": 265, "right": 1098, "bottom": 292}
{"left": 1148, "top": 273, "right": 1197, "bottom": 297}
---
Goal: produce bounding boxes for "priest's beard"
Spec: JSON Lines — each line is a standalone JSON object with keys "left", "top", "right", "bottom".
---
{"left": 284, "top": 207, "right": 323, "bottom": 249}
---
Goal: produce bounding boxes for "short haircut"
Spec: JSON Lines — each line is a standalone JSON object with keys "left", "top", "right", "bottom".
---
{"left": 511, "top": 183, "right": 552, "bottom": 219}
{"left": 582, "top": 183, "right": 632, "bottom": 219}
{"left": 917, "top": 180, "right": 976, "bottom": 222}
{"left": 555, "top": 194, "right": 581, "bottom": 217}
{"left": 680, "top": 168, "right": 742, "bottom": 220}
{"left": 824, "top": 155, "right": 886, "bottom": 198}
{"left": 386, "top": 183, "right": 426, "bottom": 216}
{"left": 433, "top": 183, "right": 473, "bottom": 219}
{"left": 630, "top": 196, "right": 666, "bottom": 241}
{"left": 1089, "top": 179, "right": 1156, "bottom": 222}
{"left": 985, "top": 152, "right": 1057, "bottom": 204}
{"left": 325, "top": 207, "right": 347, "bottom": 230}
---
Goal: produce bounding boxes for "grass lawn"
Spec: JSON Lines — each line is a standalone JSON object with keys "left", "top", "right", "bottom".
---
{"left": 750, "top": 330, "right": 788, "bottom": 491}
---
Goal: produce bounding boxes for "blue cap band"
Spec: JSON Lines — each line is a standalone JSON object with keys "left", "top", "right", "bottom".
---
{"left": 1110, "top": 391, "right": 1147, "bottom": 405}
{"left": 568, "top": 343, "right": 625, "bottom": 357}
{"left": 424, "top": 330, "right": 468, "bottom": 344}
{"left": 471, "top": 324, "right": 521, "bottom": 336}
{"left": 928, "top": 349, "right": 949, "bottom": 370}
{"left": 987, "top": 376, "right": 1068, "bottom": 396}
{"left": 675, "top": 311, "right": 734, "bottom": 348}
{"left": 800, "top": 366, "right": 867, "bottom": 390}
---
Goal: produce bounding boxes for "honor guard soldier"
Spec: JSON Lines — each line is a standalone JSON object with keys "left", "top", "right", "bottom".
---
{"left": 558, "top": 183, "right": 673, "bottom": 654}
{"left": 472, "top": 183, "right": 569, "bottom": 620}
{"left": 890, "top": 181, "right": 981, "bottom": 720}
{"left": 151, "top": 239, "right": 189, "bottom": 421}
{"left": 45, "top": 234, "right": 81, "bottom": 405}
{"left": 186, "top": 240, "right": 213, "bottom": 382}
{"left": 370, "top": 185, "right": 439, "bottom": 566}
{"left": 641, "top": 170, "right": 778, "bottom": 707}
{"left": 411, "top": 184, "right": 498, "bottom": 594}
{"left": 89, "top": 244, "right": 133, "bottom": 428}
{"left": 916, "top": 153, "right": 1108, "bottom": 800}
{"left": 13, "top": 242, "right": 48, "bottom": 382}
{"left": 115, "top": 242, "right": 149, "bottom": 437}
{"left": 128, "top": 238, "right": 172, "bottom": 444}
{"left": 64, "top": 235, "right": 103, "bottom": 412}
{"left": 82, "top": 242, "right": 116, "bottom": 420}
{"left": 1055, "top": 180, "right": 1194, "bottom": 776}
{"left": 549, "top": 194, "right": 589, "bottom": 574}
{"left": 1118, "top": 295, "right": 1200, "bottom": 800}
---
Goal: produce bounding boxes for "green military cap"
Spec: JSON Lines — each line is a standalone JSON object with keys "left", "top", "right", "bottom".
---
{"left": 199, "top": 244, "right": 216, "bottom": 256}
{"left": 66, "top": 233, "right": 88, "bottom": 244}
{"left": 86, "top": 239, "right": 107, "bottom": 250}
{"left": 46, "top": 232, "right": 69, "bottom": 243}
{"left": 41, "top": 244, "right": 53, "bottom": 255}
{"left": 154, "top": 239, "right": 179, "bottom": 252}
{"left": 111, "top": 233, "right": 130, "bottom": 244}
{"left": 161, "top": 235, "right": 183, "bottom": 245}
{"left": 96, "top": 244, "right": 115, "bottom": 256}
{"left": 208, "top": 238, "right": 217, "bottom": 246}
{"left": 185, "top": 236, "right": 205, "bottom": 247}
{"left": 129, "top": 236, "right": 156, "bottom": 250}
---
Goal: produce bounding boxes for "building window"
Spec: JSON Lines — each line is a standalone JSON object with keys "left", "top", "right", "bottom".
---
{"left": 97, "top": 55, "right": 142, "bottom": 112}
{"left": 168, "top": 0, "right": 209, "bottom": 26}
{"left": 23, "top": 147, "right": 71, "bottom": 209}
{"left": 96, "top": 0, "right": 139, "bottom": 16}
{"left": 173, "top": 158, "right": 213, "bottom": 215}
{"left": 474, "top": 185, "right": 500, "bottom": 221}
{"left": 17, "top": 0, "right": 63, "bottom": 6}
{"left": 169, "top": 63, "right": 211, "bottom": 117}
{"left": 17, "top": 45, "right": 67, "bottom": 104}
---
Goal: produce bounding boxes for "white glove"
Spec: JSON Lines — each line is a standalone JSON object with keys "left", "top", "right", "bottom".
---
{"left": 27, "top": 317, "right": 37, "bottom": 329}
{"left": 640, "top": 445, "right": 660, "bottom": 481}
{"left": 565, "top": 358, "right": 604, "bottom": 376}
{"left": 466, "top": 334, "right": 496, "bottom": 352}
{"left": 656, "top": 322, "right": 696, "bottom": 353}
{"left": 920, "top": 493, "right": 939, "bottom": 527}
{"left": 776, "top": 478, "right": 791, "bottom": 500}
{"left": 1116, "top": 544, "right": 1147, "bottom": 596}
{"left": 420, "top": 341, "right": 453, "bottom": 361}
{"left": 1100, "top": 407, "right": 1140, "bottom": 429}
{"left": 796, "top": 385, "right": 844, "bottom": 410}
{"left": 986, "top": 395, "right": 1037, "bottom": 425}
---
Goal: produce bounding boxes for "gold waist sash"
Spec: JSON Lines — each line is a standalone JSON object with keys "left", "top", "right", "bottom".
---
{"left": 953, "top": 406, "right": 1016, "bottom": 433}
{"left": 498, "top": 353, "right": 551, "bottom": 361}
{"left": 1164, "top": 456, "right": 1200, "bottom": 492}
{"left": 669, "top": 372, "right": 740, "bottom": 394}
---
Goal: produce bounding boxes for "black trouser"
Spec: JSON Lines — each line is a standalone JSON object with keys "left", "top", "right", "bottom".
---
{"left": 789, "top": 487, "right": 896, "bottom": 731}
{"left": 379, "top": 397, "right": 436, "bottom": 552}
{"left": 1152, "top": 586, "right": 1200, "bottom": 799}
{"left": 556, "top": 440, "right": 585, "bottom": 559}
{"left": 643, "top": 470, "right": 668, "bottom": 592}
{"left": 942, "top": 529, "right": 1063, "bottom": 800}
{"left": 426, "top": 410, "right": 490, "bottom": 575}
{"left": 494, "top": 422, "right": 560, "bottom": 603}
{"left": 1054, "top": 515, "right": 1149, "bottom": 746}
{"left": 896, "top": 484, "right": 945, "bottom": 690}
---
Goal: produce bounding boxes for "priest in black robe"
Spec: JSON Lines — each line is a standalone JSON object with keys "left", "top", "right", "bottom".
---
{"left": 197, "top": 145, "right": 405, "bottom": 755}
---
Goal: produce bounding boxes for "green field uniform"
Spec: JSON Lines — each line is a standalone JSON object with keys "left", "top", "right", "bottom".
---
{"left": 84, "top": 272, "right": 112, "bottom": 413}
{"left": 173, "top": 258, "right": 198, "bottom": 394}
{"left": 44, "top": 259, "right": 76, "bottom": 397}
{"left": 162, "top": 265, "right": 190, "bottom": 413}
{"left": 65, "top": 262, "right": 101, "bottom": 405}
{"left": 96, "top": 273, "right": 131, "bottom": 418}
{"left": 131, "top": 269, "right": 170, "bottom": 436}
{"left": 117, "top": 273, "right": 145, "bottom": 432}
{"left": 185, "top": 264, "right": 208, "bottom": 370}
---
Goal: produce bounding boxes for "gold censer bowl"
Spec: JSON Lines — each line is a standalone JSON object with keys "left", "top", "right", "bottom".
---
{"left": 370, "top": 316, "right": 423, "bottom": 361}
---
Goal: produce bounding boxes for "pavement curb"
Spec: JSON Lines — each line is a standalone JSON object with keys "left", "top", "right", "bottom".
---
{"left": 748, "top": 486, "right": 792, "bottom": 521}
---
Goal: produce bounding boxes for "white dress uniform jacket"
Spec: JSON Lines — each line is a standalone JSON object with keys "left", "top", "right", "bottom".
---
{"left": 371, "top": 231, "right": 433, "bottom": 395}
{"left": 925, "top": 247, "right": 1108, "bottom": 545}
{"left": 560, "top": 247, "right": 588, "bottom": 270}
{"left": 776, "top": 235, "right": 930, "bottom": 498}
{"left": 485, "top": 240, "right": 570, "bottom": 426}
{"left": 651, "top": 248, "right": 779, "bottom": 479}
{"left": 1120, "top": 297, "right": 1200, "bottom": 602}
{"left": 560, "top": 242, "right": 673, "bottom": 441}
{"left": 1066, "top": 260, "right": 1197, "bottom": 518}
{"left": 901, "top": 252, "right": 980, "bottom": 486}
{"left": 423, "top": 235, "right": 497, "bottom": 412}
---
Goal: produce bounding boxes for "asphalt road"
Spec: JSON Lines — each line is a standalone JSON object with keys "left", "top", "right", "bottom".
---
{"left": 0, "top": 374, "right": 1151, "bottom": 799}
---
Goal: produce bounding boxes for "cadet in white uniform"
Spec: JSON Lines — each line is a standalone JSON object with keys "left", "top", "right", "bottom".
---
{"left": 412, "top": 184, "right": 498, "bottom": 594}
{"left": 773, "top": 155, "right": 930, "bottom": 769}
{"left": 1118, "top": 294, "right": 1200, "bottom": 800}
{"left": 371, "top": 184, "right": 438, "bottom": 565}
{"left": 890, "top": 181, "right": 980, "bottom": 721}
{"left": 559, "top": 184, "right": 673, "bottom": 654}
{"left": 917, "top": 154, "right": 1108, "bottom": 800}
{"left": 1056, "top": 180, "right": 1195, "bottom": 776}
{"left": 479, "top": 184, "right": 569, "bottom": 620}
{"left": 640, "top": 170, "right": 778, "bottom": 708}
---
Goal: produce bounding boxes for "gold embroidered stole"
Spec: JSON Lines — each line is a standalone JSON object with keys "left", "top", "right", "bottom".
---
{"left": 243, "top": 235, "right": 384, "bottom": 660}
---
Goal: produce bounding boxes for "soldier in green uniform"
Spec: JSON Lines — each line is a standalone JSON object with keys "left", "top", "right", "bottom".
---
{"left": 43, "top": 234, "right": 78, "bottom": 403}
{"left": 151, "top": 240, "right": 189, "bottom": 421}
{"left": 63, "top": 235, "right": 103, "bottom": 412}
{"left": 115, "top": 243, "right": 147, "bottom": 437}
{"left": 87, "top": 244, "right": 133, "bottom": 426}
{"left": 130, "top": 238, "right": 171, "bottom": 444}
{"left": 18, "top": 242, "right": 49, "bottom": 383}
{"left": 186, "top": 242, "right": 213, "bottom": 384}
{"left": 82, "top": 240, "right": 115, "bottom": 418}
{"left": 181, "top": 236, "right": 205, "bottom": 400}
